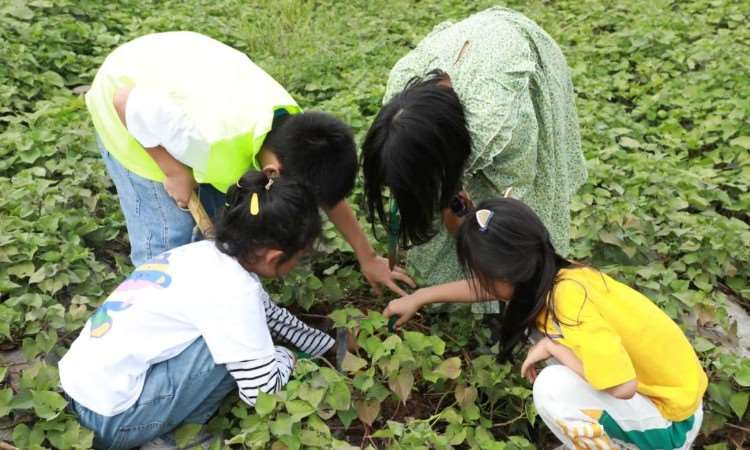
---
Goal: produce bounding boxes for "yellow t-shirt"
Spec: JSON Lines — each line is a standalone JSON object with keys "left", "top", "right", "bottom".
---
{"left": 536, "top": 267, "right": 707, "bottom": 421}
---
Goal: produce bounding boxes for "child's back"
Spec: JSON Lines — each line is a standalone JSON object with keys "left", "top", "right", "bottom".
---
{"left": 59, "top": 240, "right": 276, "bottom": 416}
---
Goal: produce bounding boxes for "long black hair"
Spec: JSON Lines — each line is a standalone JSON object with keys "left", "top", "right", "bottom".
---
{"left": 216, "top": 171, "right": 321, "bottom": 265}
{"left": 456, "top": 198, "right": 573, "bottom": 360}
{"left": 362, "top": 70, "right": 472, "bottom": 246}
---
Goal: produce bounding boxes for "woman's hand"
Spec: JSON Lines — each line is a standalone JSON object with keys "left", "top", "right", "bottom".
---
{"left": 359, "top": 254, "right": 416, "bottom": 297}
{"left": 383, "top": 289, "right": 428, "bottom": 329}
{"left": 521, "top": 337, "right": 553, "bottom": 383}
{"left": 163, "top": 164, "right": 196, "bottom": 208}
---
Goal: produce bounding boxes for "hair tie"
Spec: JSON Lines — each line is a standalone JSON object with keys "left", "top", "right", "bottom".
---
{"left": 475, "top": 209, "right": 494, "bottom": 233}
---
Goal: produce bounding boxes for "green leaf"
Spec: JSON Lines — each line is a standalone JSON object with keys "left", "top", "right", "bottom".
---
{"left": 298, "top": 384, "right": 325, "bottom": 408}
{"left": 387, "top": 370, "right": 414, "bottom": 403}
{"left": 729, "top": 392, "right": 749, "bottom": 419}
{"left": 729, "top": 136, "right": 750, "bottom": 149}
{"left": 31, "top": 390, "right": 67, "bottom": 420}
{"left": 174, "top": 423, "right": 202, "bottom": 448}
{"left": 340, "top": 352, "right": 367, "bottom": 373}
{"left": 326, "top": 381, "right": 351, "bottom": 411}
{"left": 619, "top": 136, "right": 641, "bottom": 149}
{"left": 692, "top": 336, "right": 715, "bottom": 352}
{"left": 269, "top": 413, "right": 293, "bottom": 437}
{"left": 454, "top": 384, "right": 478, "bottom": 409}
{"left": 434, "top": 357, "right": 462, "bottom": 379}
{"left": 337, "top": 408, "right": 357, "bottom": 430}
{"left": 0, "top": 388, "right": 13, "bottom": 417}
{"left": 735, "top": 365, "right": 750, "bottom": 387}
{"left": 354, "top": 399, "right": 380, "bottom": 426}
{"left": 284, "top": 399, "right": 315, "bottom": 421}
{"left": 255, "top": 391, "right": 277, "bottom": 417}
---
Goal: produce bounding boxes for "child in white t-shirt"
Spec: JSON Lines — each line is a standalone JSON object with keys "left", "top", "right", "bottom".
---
{"left": 59, "top": 171, "right": 334, "bottom": 449}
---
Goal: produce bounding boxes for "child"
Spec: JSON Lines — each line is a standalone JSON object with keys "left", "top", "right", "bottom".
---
{"left": 59, "top": 172, "right": 335, "bottom": 449}
{"left": 90, "top": 31, "right": 412, "bottom": 296}
{"left": 384, "top": 198, "right": 707, "bottom": 450}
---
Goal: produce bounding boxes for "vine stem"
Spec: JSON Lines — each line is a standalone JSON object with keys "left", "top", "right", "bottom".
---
{"left": 726, "top": 422, "right": 750, "bottom": 434}
{"left": 491, "top": 411, "right": 526, "bottom": 428}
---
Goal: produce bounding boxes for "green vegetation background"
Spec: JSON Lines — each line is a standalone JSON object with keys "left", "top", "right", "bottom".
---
{"left": 0, "top": 0, "right": 748, "bottom": 448}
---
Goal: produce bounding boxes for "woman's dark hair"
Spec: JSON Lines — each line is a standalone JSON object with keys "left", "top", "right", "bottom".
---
{"left": 362, "top": 70, "right": 472, "bottom": 246}
{"left": 264, "top": 111, "right": 357, "bottom": 209}
{"left": 215, "top": 171, "right": 321, "bottom": 264}
{"left": 456, "top": 198, "right": 573, "bottom": 361}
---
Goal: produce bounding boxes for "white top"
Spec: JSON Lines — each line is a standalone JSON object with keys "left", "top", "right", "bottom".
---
{"left": 126, "top": 85, "right": 211, "bottom": 172}
{"left": 58, "top": 240, "right": 333, "bottom": 416}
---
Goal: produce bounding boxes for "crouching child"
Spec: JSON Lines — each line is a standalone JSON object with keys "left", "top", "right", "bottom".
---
{"left": 59, "top": 172, "right": 334, "bottom": 449}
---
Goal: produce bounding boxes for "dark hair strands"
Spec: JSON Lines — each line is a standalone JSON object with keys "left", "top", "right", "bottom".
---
{"left": 215, "top": 171, "right": 321, "bottom": 266}
{"left": 264, "top": 111, "right": 357, "bottom": 209}
{"left": 362, "top": 69, "right": 472, "bottom": 247}
{"left": 456, "top": 198, "right": 574, "bottom": 361}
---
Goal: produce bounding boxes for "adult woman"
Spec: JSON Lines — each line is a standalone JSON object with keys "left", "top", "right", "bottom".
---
{"left": 362, "top": 7, "right": 587, "bottom": 316}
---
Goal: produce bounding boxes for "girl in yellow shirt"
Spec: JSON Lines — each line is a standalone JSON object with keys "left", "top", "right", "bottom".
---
{"left": 383, "top": 197, "right": 707, "bottom": 450}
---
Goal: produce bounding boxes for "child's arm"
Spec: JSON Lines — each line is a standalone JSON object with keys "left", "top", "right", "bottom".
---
{"left": 522, "top": 338, "right": 637, "bottom": 400}
{"left": 325, "top": 200, "right": 416, "bottom": 296}
{"left": 226, "top": 347, "right": 296, "bottom": 406}
{"left": 113, "top": 86, "right": 198, "bottom": 208}
{"left": 383, "top": 278, "right": 509, "bottom": 328}
{"left": 262, "top": 292, "right": 335, "bottom": 357}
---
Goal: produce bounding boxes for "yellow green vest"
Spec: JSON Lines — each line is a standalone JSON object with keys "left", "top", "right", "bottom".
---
{"left": 86, "top": 31, "right": 300, "bottom": 193}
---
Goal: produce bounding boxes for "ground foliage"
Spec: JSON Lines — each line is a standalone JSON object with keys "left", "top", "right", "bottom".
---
{"left": 0, "top": 0, "right": 748, "bottom": 448}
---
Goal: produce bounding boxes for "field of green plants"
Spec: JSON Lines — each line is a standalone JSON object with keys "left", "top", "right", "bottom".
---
{"left": 1, "top": 0, "right": 749, "bottom": 448}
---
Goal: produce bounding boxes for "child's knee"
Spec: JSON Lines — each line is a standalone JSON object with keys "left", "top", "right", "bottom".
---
{"left": 532, "top": 365, "right": 581, "bottom": 415}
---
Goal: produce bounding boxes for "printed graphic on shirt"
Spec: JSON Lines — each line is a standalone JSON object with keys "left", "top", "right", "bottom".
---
{"left": 90, "top": 253, "right": 173, "bottom": 338}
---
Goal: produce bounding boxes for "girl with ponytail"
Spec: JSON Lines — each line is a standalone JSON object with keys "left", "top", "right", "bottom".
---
{"left": 384, "top": 197, "right": 707, "bottom": 450}
{"left": 60, "top": 171, "right": 341, "bottom": 449}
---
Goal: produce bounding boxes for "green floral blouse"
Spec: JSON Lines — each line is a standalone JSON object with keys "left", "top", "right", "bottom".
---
{"left": 383, "top": 7, "right": 587, "bottom": 313}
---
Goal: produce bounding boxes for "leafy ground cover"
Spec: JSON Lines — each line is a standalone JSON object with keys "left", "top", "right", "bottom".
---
{"left": 1, "top": 0, "right": 748, "bottom": 448}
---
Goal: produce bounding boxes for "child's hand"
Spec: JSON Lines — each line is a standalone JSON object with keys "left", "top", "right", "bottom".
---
{"left": 521, "top": 337, "right": 553, "bottom": 383}
{"left": 383, "top": 290, "right": 425, "bottom": 329}
{"left": 164, "top": 165, "right": 196, "bottom": 209}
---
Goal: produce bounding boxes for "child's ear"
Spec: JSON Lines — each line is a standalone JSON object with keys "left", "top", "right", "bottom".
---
{"left": 264, "top": 249, "right": 285, "bottom": 268}
{"left": 258, "top": 148, "right": 282, "bottom": 178}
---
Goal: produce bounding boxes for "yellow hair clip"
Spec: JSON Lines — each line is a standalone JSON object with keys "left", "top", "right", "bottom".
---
{"left": 249, "top": 192, "right": 260, "bottom": 215}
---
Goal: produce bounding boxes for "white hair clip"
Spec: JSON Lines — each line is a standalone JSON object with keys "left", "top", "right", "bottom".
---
{"left": 265, "top": 177, "right": 275, "bottom": 191}
{"left": 476, "top": 209, "right": 494, "bottom": 233}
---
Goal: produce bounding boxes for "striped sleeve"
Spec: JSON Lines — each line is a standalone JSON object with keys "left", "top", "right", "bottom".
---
{"left": 225, "top": 346, "right": 295, "bottom": 407}
{"left": 261, "top": 292, "right": 335, "bottom": 358}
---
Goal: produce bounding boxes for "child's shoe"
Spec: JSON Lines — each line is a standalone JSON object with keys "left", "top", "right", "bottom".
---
{"left": 140, "top": 429, "right": 220, "bottom": 450}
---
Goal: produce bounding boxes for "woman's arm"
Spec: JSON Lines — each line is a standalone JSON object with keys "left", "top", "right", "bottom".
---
{"left": 325, "top": 200, "right": 415, "bottom": 296}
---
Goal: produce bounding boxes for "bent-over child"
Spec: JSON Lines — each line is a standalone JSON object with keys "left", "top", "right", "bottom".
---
{"left": 59, "top": 172, "right": 334, "bottom": 449}
{"left": 384, "top": 197, "right": 707, "bottom": 450}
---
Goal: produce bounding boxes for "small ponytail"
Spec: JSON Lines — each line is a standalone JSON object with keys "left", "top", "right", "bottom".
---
{"left": 216, "top": 171, "right": 321, "bottom": 264}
